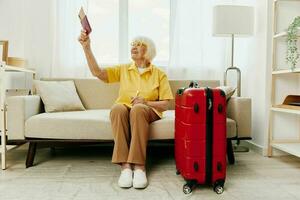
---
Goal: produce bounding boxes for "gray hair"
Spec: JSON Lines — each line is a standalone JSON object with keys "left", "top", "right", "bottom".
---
{"left": 132, "top": 36, "right": 156, "bottom": 62}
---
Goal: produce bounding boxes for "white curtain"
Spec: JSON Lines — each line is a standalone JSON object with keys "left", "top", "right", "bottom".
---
{"left": 168, "top": 0, "right": 231, "bottom": 81}
{"left": 51, "top": 0, "right": 89, "bottom": 77}
{"left": 51, "top": 0, "right": 229, "bottom": 79}
{"left": 49, "top": 0, "right": 256, "bottom": 82}
{"left": 51, "top": 0, "right": 120, "bottom": 78}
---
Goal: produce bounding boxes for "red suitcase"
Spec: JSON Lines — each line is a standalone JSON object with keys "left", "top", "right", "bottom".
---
{"left": 175, "top": 82, "right": 226, "bottom": 194}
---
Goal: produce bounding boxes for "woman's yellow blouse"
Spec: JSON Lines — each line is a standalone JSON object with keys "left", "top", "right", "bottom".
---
{"left": 105, "top": 62, "right": 174, "bottom": 118}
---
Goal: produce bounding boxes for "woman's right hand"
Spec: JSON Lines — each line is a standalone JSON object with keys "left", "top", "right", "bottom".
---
{"left": 78, "top": 30, "right": 91, "bottom": 49}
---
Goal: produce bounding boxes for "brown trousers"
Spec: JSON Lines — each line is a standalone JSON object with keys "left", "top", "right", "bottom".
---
{"left": 110, "top": 103, "right": 160, "bottom": 165}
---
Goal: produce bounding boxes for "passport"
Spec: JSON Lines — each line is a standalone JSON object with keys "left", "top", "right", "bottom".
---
{"left": 78, "top": 7, "right": 92, "bottom": 35}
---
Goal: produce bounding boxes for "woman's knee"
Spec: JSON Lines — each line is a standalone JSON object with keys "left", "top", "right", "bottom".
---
{"left": 130, "top": 104, "right": 148, "bottom": 118}
{"left": 110, "top": 104, "right": 129, "bottom": 119}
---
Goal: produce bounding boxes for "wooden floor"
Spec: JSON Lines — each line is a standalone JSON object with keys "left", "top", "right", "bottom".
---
{"left": 1, "top": 143, "right": 300, "bottom": 200}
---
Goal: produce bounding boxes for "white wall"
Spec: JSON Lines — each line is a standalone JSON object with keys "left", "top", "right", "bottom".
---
{"left": 238, "top": 0, "right": 268, "bottom": 149}
{"left": 0, "top": 0, "right": 27, "bottom": 89}
{"left": 0, "top": 0, "right": 25, "bottom": 57}
{"left": 0, "top": 0, "right": 53, "bottom": 79}
{"left": 23, "top": 0, "right": 54, "bottom": 78}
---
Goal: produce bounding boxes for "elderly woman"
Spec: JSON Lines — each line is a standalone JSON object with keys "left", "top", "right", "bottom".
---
{"left": 78, "top": 30, "right": 173, "bottom": 189}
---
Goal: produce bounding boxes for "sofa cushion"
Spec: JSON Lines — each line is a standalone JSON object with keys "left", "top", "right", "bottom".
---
{"left": 149, "top": 110, "right": 175, "bottom": 139}
{"left": 25, "top": 109, "right": 236, "bottom": 140}
{"left": 25, "top": 110, "right": 175, "bottom": 140}
{"left": 226, "top": 118, "right": 237, "bottom": 138}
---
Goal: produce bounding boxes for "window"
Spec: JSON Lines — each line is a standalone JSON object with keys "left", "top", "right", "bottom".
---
{"left": 128, "top": 0, "right": 170, "bottom": 66}
{"left": 88, "top": 0, "right": 119, "bottom": 64}
{"left": 87, "top": 0, "right": 170, "bottom": 66}
{"left": 54, "top": 0, "right": 170, "bottom": 77}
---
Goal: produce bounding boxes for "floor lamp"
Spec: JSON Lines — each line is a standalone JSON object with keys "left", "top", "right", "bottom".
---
{"left": 213, "top": 5, "right": 254, "bottom": 152}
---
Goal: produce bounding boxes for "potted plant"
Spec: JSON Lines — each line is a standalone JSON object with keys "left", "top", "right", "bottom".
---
{"left": 286, "top": 16, "right": 300, "bottom": 70}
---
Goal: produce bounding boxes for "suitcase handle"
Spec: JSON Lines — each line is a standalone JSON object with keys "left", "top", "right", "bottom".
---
{"left": 218, "top": 104, "right": 223, "bottom": 113}
{"left": 217, "top": 162, "right": 222, "bottom": 172}
{"left": 194, "top": 103, "right": 199, "bottom": 113}
{"left": 194, "top": 162, "right": 199, "bottom": 172}
{"left": 176, "top": 87, "right": 185, "bottom": 96}
{"left": 189, "top": 81, "right": 199, "bottom": 88}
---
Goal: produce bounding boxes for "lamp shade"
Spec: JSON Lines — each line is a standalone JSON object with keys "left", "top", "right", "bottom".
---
{"left": 213, "top": 5, "right": 254, "bottom": 36}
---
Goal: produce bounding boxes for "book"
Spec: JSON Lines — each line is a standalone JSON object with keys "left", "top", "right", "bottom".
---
{"left": 288, "top": 102, "right": 300, "bottom": 106}
{"left": 78, "top": 7, "right": 92, "bottom": 35}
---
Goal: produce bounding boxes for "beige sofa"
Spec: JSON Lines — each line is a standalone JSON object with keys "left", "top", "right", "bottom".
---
{"left": 6, "top": 78, "right": 251, "bottom": 167}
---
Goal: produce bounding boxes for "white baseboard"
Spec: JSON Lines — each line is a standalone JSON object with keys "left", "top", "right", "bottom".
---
{"left": 240, "top": 141, "right": 263, "bottom": 155}
{"left": 241, "top": 141, "right": 287, "bottom": 157}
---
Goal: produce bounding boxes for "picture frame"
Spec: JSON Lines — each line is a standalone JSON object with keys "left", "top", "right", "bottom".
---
{"left": 0, "top": 40, "right": 9, "bottom": 64}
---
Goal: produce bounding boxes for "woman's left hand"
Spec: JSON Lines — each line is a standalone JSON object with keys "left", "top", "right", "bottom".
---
{"left": 131, "top": 96, "right": 147, "bottom": 105}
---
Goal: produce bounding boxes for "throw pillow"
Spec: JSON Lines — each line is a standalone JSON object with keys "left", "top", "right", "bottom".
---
{"left": 34, "top": 80, "right": 85, "bottom": 112}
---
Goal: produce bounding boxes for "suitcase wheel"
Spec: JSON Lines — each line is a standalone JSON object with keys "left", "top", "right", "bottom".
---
{"left": 176, "top": 170, "right": 181, "bottom": 175}
{"left": 213, "top": 180, "right": 225, "bottom": 194}
{"left": 214, "top": 185, "right": 224, "bottom": 194}
{"left": 183, "top": 184, "right": 192, "bottom": 194}
{"left": 183, "top": 180, "right": 196, "bottom": 194}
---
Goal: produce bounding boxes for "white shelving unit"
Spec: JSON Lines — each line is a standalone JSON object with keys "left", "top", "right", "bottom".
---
{"left": 273, "top": 27, "right": 300, "bottom": 38}
{"left": 271, "top": 105, "right": 300, "bottom": 115}
{"left": 0, "top": 62, "right": 36, "bottom": 170}
{"left": 268, "top": 0, "right": 300, "bottom": 158}
{"left": 271, "top": 143, "right": 300, "bottom": 157}
{"left": 272, "top": 67, "right": 300, "bottom": 74}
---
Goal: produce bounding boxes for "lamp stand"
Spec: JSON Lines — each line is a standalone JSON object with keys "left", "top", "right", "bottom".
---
{"left": 224, "top": 34, "right": 241, "bottom": 97}
{"left": 231, "top": 34, "right": 234, "bottom": 68}
{"left": 224, "top": 34, "right": 249, "bottom": 153}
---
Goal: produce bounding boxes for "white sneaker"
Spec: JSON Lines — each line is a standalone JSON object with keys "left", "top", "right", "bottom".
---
{"left": 133, "top": 169, "right": 148, "bottom": 189}
{"left": 118, "top": 168, "right": 133, "bottom": 188}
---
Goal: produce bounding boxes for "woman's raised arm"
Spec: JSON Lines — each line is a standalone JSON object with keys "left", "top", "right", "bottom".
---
{"left": 78, "top": 30, "right": 108, "bottom": 82}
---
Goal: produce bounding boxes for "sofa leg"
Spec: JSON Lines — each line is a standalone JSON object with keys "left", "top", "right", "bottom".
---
{"left": 26, "top": 142, "right": 37, "bottom": 168}
{"left": 227, "top": 139, "right": 235, "bottom": 165}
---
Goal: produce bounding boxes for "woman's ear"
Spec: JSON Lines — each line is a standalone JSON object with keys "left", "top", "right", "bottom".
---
{"left": 142, "top": 47, "right": 150, "bottom": 62}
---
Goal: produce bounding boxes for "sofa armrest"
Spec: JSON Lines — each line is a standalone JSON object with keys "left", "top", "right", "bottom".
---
{"left": 227, "top": 97, "right": 252, "bottom": 139}
{"left": 7, "top": 95, "right": 43, "bottom": 140}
